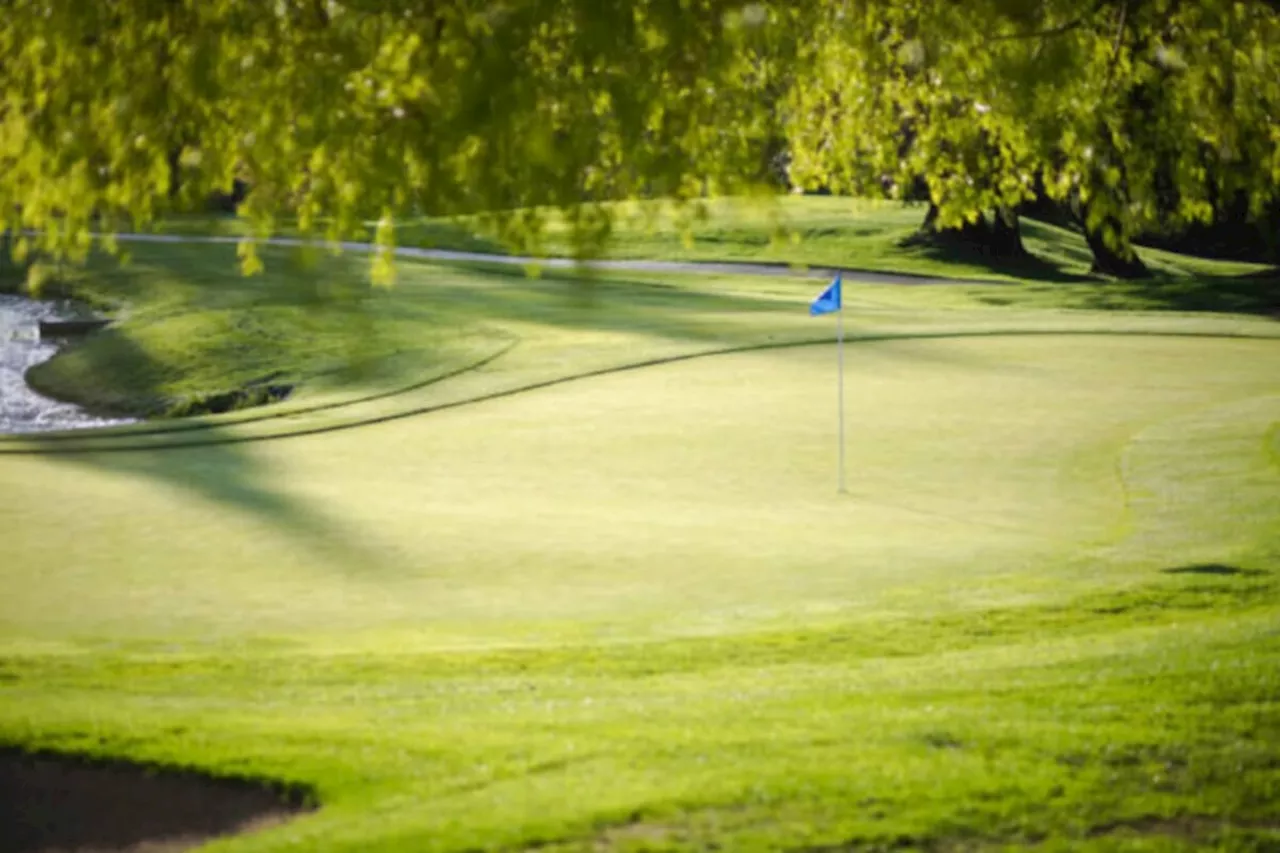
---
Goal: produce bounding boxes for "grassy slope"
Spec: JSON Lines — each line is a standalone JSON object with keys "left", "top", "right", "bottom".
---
{"left": 501, "top": 196, "right": 1272, "bottom": 281}
{"left": 159, "top": 195, "right": 1275, "bottom": 286}
{"left": 9, "top": 245, "right": 510, "bottom": 418}
{"left": 1, "top": 235, "right": 1279, "bottom": 851}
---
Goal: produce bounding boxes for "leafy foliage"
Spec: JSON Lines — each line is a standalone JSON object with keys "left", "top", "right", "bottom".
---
{"left": 2, "top": 1, "right": 1279, "bottom": 278}
{"left": 0, "top": 0, "right": 781, "bottom": 280}
{"left": 784, "top": 0, "right": 1280, "bottom": 267}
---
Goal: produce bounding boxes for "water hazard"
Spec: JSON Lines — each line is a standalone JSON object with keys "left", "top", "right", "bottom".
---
{"left": 0, "top": 294, "right": 136, "bottom": 434}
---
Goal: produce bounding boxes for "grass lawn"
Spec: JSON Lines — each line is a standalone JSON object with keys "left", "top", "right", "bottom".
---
{"left": 1, "top": 233, "right": 1279, "bottom": 851}
{"left": 157, "top": 195, "right": 1277, "bottom": 290}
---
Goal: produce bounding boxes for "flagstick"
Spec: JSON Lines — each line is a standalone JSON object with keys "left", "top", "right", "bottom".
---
{"left": 837, "top": 303, "right": 846, "bottom": 494}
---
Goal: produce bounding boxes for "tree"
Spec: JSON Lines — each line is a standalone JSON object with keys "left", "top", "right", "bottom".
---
{"left": 0, "top": 0, "right": 782, "bottom": 280}
{"left": 782, "top": 0, "right": 1280, "bottom": 278}
{"left": 3, "top": 1, "right": 1278, "bottom": 283}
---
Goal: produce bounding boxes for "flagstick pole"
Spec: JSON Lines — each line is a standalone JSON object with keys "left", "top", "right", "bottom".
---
{"left": 837, "top": 303, "right": 846, "bottom": 494}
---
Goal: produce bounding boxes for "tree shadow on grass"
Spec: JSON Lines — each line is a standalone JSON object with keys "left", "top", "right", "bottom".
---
{"left": 1084, "top": 273, "right": 1280, "bottom": 316}
{"left": 1162, "top": 564, "right": 1271, "bottom": 577}
{"left": 43, "top": 434, "right": 388, "bottom": 577}
{"left": 897, "top": 216, "right": 1280, "bottom": 316}
{"left": 16, "top": 259, "right": 394, "bottom": 575}
{"left": 65, "top": 243, "right": 463, "bottom": 405}
{"left": 111, "top": 241, "right": 385, "bottom": 322}
{"left": 5, "top": 238, "right": 839, "bottom": 452}
{"left": 1008, "top": 220, "right": 1279, "bottom": 315}
{"left": 0, "top": 248, "right": 822, "bottom": 579}
{"left": 396, "top": 259, "right": 810, "bottom": 346}
{"left": 118, "top": 239, "right": 808, "bottom": 354}
{"left": 397, "top": 217, "right": 510, "bottom": 255}
{"left": 894, "top": 218, "right": 1099, "bottom": 285}
{"left": 8, "top": 241, "right": 817, "bottom": 574}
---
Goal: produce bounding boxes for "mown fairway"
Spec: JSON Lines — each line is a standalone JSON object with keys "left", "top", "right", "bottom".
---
{"left": 1, "top": 231, "right": 1278, "bottom": 851}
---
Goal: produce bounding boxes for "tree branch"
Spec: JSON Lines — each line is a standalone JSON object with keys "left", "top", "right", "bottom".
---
{"left": 987, "top": 18, "right": 1088, "bottom": 42}
{"left": 986, "top": 0, "right": 1112, "bottom": 43}
{"left": 1104, "top": 0, "right": 1130, "bottom": 90}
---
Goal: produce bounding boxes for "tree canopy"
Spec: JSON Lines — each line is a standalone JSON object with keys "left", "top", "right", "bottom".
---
{"left": 3, "top": 0, "right": 1279, "bottom": 279}
{"left": 785, "top": 0, "right": 1280, "bottom": 273}
{"left": 1, "top": 0, "right": 781, "bottom": 278}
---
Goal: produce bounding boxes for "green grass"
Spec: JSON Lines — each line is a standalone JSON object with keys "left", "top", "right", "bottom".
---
{"left": 2, "top": 233, "right": 1279, "bottom": 851}
{"left": 5, "top": 246, "right": 509, "bottom": 418}
{"left": 158, "top": 195, "right": 1276, "bottom": 286}
{"left": 4, "top": 581, "right": 1278, "bottom": 852}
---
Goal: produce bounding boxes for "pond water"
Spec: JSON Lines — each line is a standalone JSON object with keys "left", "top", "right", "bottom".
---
{"left": 0, "top": 294, "right": 136, "bottom": 434}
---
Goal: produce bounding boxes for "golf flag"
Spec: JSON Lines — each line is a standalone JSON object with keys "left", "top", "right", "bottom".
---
{"left": 809, "top": 273, "right": 842, "bottom": 316}
{"left": 810, "top": 272, "right": 847, "bottom": 492}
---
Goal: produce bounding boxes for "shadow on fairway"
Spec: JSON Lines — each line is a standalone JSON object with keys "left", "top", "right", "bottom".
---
{"left": 142, "top": 235, "right": 802, "bottom": 349}
{"left": 0, "top": 748, "right": 312, "bottom": 853}
{"left": 42, "top": 438, "right": 385, "bottom": 575}
{"left": 1080, "top": 273, "right": 1280, "bottom": 315}
{"left": 19, "top": 242, "right": 406, "bottom": 418}
{"left": 397, "top": 217, "right": 511, "bottom": 254}
{"left": 9, "top": 271, "right": 386, "bottom": 569}
{"left": 893, "top": 218, "right": 1099, "bottom": 285}
{"left": 891, "top": 218, "right": 1280, "bottom": 316}
{"left": 1162, "top": 564, "right": 1271, "bottom": 577}
{"left": 0, "top": 242, "right": 800, "bottom": 451}
{"left": 414, "top": 258, "right": 806, "bottom": 343}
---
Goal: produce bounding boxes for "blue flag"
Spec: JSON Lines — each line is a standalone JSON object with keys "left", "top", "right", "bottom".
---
{"left": 809, "top": 273, "right": 842, "bottom": 316}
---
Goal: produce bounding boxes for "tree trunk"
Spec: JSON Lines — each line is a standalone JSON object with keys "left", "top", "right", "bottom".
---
{"left": 167, "top": 147, "right": 183, "bottom": 201}
{"left": 913, "top": 204, "right": 1026, "bottom": 259}
{"left": 919, "top": 203, "right": 990, "bottom": 244}
{"left": 1083, "top": 218, "right": 1150, "bottom": 279}
{"left": 988, "top": 207, "right": 1026, "bottom": 258}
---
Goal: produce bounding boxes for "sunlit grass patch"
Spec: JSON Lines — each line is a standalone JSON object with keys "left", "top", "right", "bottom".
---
{"left": 1, "top": 234, "right": 1278, "bottom": 852}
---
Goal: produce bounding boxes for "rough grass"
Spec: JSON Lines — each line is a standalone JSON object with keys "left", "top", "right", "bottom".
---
{"left": 15, "top": 245, "right": 508, "bottom": 418}
{"left": 2, "top": 577, "right": 1278, "bottom": 852}
{"left": 157, "top": 195, "right": 1275, "bottom": 285}
{"left": 1, "top": 236, "right": 1279, "bottom": 851}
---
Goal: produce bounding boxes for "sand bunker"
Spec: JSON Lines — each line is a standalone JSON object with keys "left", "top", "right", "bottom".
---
{"left": 0, "top": 749, "right": 311, "bottom": 853}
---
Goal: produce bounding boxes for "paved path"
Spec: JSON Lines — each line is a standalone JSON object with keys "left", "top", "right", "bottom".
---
{"left": 112, "top": 232, "right": 1008, "bottom": 286}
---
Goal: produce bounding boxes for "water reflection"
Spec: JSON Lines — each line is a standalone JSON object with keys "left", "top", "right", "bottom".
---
{"left": 0, "top": 294, "right": 137, "bottom": 434}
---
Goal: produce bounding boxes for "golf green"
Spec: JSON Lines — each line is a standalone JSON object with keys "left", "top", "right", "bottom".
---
{"left": 3, "top": 332, "right": 1276, "bottom": 646}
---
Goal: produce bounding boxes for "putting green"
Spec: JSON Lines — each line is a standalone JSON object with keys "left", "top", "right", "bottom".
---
{"left": 2, "top": 332, "right": 1276, "bottom": 646}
